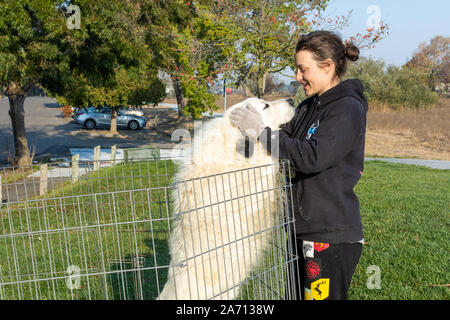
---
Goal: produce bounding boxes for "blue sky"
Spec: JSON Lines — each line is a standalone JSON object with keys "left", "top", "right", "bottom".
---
{"left": 280, "top": 0, "right": 449, "bottom": 82}
{"left": 324, "top": 0, "right": 450, "bottom": 66}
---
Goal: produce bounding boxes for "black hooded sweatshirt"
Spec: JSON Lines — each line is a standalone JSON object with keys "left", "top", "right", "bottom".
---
{"left": 259, "top": 79, "right": 368, "bottom": 243}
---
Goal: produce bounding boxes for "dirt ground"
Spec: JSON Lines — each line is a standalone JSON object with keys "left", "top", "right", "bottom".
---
{"left": 365, "top": 130, "right": 450, "bottom": 160}
{"left": 365, "top": 98, "right": 450, "bottom": 160}
{"left": 149, "top": 95, "right": 449, "bottom": 161}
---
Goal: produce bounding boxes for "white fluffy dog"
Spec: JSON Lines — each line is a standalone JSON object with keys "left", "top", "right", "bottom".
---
{"left": 158, "top": 98, "right": 295, "bottom": 300}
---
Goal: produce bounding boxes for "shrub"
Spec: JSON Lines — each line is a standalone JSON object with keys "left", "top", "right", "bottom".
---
{"left": 385, "top": 65, "right": 439, "bottom": 108}
{"left": 345, "top": 57, "right": 438, "bottom": 109}
{"left": 181, "top": 75, "right": 219, "bottom": 119}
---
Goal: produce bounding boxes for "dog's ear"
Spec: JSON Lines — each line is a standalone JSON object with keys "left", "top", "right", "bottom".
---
{"left": 236, "top": 136, "right": 254, "bottom": 158}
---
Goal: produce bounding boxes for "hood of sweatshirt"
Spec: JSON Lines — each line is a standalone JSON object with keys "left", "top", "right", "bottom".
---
{"left": 316, "top": 78, "right": 368, "bottom": 113}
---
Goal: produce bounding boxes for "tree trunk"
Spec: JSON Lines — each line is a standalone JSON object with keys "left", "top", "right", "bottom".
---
{"left": 110, "top": 108, "right": 118, "bottom": 133}
{"left": 262, "top": 72, "right": 268, "bottom": 96}
{"left": 255, "top": 71, "right": 269, "bottom": 99}
{"left": 256, "top": 71, "right": 264, "bottom": 99}
{"left": 171, "top": 76, "right": 186, "bottom": 121}
{"left": 8, "top": 94, "right": 31, "bottom": 166}
{"left": 241, "top": 82, "right": 253, "bottom": 97}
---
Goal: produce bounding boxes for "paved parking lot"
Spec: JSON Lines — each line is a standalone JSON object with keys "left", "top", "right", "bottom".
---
{"left": 0, "top": 96, "right": 175, "bottom": 164}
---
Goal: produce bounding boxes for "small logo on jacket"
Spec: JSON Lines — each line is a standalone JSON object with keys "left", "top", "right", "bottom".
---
{"left": 306, "top": 120, "right": 320, "bottom": 140}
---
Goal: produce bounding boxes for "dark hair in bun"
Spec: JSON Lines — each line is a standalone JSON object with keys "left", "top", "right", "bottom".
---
{"left": 295, "top": 30, "right": 360, "bottom": 78}
{"left": 344, "top": 42, "right": 360, "bottom": 62}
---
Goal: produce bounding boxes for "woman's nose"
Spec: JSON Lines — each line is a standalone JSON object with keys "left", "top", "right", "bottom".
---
{"left": 296, "top": 70, "right": 303, "bottom": 82}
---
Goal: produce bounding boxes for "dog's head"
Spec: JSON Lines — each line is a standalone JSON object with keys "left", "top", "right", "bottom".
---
{"left": 181, "top": 98, "right": 295, "bottom": 169}
{"left": 226, "top": 97, "right": 295, "bottom": 131}
{"left": 226, "top": 98, "right": 295, "bottom": 159}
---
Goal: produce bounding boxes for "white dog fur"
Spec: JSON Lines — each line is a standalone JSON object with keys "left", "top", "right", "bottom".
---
{"left": 157, "top": 98, "right": 295, "bottom": 300}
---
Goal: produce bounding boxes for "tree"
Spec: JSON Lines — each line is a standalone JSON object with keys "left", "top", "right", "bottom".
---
{"left": 141, "top": 0, "right": 231, "bottom": 120}
{"left": 209, "top": 0, "right": 389, "bottom": 98}
{"left": 0, "top": 0, "right": 166, "bottom": 166}
{"left": 0, "top": 0, "right": 70, "bottom": 166}
{"left": 45, "top": 0, "right": 166, "bottom": 133}
{"left": 138, "top": 0, "right": 390, "bottom": 118}
{"left": 262, "top": 73, "right": 284, "bottom": 94}
{"left": 208, "top": 0, "right": 324, "bottom": 98}
{"left": 407, "top": 35, "right": 450, "bottom": 88}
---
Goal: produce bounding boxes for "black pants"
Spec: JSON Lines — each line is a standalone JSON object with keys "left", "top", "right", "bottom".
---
{"left": 287, "top": 238, "right": 362, "bottom": 300}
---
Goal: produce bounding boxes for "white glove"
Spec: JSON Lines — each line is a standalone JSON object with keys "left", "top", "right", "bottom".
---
{"left": 229, "top": 104, "right": 266, "bottom": 141}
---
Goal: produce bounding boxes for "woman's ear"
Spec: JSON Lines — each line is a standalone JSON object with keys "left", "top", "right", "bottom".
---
{"left": 323, "top": 58, "right": 335, "bottom": 75}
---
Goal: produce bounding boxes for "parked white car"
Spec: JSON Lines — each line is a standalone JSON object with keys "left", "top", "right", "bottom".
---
{"left": 73, "top": 106, "right": 144, "bottom": 118}
{"left": 74, "top": 107, "right": 146, "bottom": 130}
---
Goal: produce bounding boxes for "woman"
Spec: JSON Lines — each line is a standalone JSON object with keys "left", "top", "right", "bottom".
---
{"left": 230, "top": 30, "right": 368, "bottom": 300}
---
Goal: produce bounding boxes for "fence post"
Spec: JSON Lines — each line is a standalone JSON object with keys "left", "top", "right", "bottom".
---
{"left": 111, "top": 145, "right": 116, "bottom": 165}
{"left": 72, "top": 154, "right": 79, "bottom": 182}
{"left": 93, "top": 145, "right": 100, "bottom": 171}
{"left": 39, "top": 164, "right": 48, "bottom": 196}
{"left": 124, "top": 149, "right": 129, "bottom": 163}
{"left": 0, "top": 175, "right": 2, "bottom": 204}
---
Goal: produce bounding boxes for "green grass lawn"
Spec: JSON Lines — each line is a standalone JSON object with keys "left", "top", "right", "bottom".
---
{"left": 1, "top": 160, "right": 448, "bottom": 300}
{"left": 349, "top": 161, "right": 449, "bottom": 300}
{"left": 0, "top": 165, "right": 40, "bottom": 184}
{"left": 0, "top": 160, "right": 178, "bottom": 300}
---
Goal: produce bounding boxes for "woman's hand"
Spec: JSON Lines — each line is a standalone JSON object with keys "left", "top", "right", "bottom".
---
{"left": 229, "top": 104, "right": 266, "bottom": 141}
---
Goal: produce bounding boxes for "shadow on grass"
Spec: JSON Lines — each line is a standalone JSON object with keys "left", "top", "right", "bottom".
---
{"left": 108, "top": 238, "right": 171, "bottom": 300}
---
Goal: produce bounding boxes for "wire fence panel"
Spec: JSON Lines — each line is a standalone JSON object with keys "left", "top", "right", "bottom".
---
{"left": 0, "top": 158, "right": 299, "bottom": 300}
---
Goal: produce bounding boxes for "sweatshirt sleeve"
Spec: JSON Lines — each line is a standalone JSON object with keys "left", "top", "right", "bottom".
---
{"left": 259, "top": 97, "right": 365, "bottom": 174}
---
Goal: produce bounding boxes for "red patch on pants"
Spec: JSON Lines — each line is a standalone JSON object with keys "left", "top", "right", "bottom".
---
{"left": 314, "top": 242, "right": 330, "bottom": 252}
{"left": 306, "top": 260, "right": 321, "bottom": 279}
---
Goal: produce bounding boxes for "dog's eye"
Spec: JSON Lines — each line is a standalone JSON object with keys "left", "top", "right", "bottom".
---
{"left": 263, "top": 103, "right": 270, "bottom": 110}
{"left": 287, "top": 98, "right": 295, "bottom": 107}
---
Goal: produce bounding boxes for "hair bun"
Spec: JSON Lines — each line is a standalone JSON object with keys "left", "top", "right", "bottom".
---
{"left": 344, "top": 42, "right": 360, "bottom": 62}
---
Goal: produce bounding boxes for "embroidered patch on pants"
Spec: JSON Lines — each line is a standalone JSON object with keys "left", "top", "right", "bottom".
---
{"left": 311, "top": 278, "right": 330, "bottom": 300}
{"left": 302, "top": 240, "right": 314, "bottom": 258}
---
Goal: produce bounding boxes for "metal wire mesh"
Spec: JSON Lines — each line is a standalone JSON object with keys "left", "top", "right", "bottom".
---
{"left": 0, "top": 157, "right": 299, "bottom": 300}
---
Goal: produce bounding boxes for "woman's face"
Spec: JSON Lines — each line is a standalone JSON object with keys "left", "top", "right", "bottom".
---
{"left": 295, "top": 50, "right": 336, "bottom": 97}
